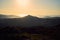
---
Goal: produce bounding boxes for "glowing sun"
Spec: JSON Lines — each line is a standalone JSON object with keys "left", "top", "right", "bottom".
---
{"left": 18, "top": 14, "right": 28, "bottom": 17}
{"left": 16, "top": 0, "right": 30, "bottom": 7}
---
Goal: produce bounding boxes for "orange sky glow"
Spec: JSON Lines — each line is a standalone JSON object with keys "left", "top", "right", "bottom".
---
{"left": 0, "top": 0, "right": 60, "bottom": 17}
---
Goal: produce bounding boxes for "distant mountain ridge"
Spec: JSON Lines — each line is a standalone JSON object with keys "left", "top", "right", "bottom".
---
{"left": 0, "top": 14, "right": 19, "bottom": 18}
{"left": 0, "top": 14, "right": 60, "bottom": 27}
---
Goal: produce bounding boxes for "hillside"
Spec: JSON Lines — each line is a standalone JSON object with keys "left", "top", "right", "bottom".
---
{"left": 0, "top": 15, "right": 60, "bottom": 27}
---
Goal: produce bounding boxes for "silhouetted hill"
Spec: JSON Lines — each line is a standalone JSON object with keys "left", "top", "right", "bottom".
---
{"left": 0, "top": 14, "right": 60, "bottom": 40}
{"left": 0, "top": 14, "right": 19, "bottom": 18}
{"left": 0, "top": 15, "right": 60, "bottom": 27}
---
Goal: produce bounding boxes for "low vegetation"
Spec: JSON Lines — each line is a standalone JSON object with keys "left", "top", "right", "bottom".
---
{"left": 0, "top": 25, "right": 59, "bottom": 40}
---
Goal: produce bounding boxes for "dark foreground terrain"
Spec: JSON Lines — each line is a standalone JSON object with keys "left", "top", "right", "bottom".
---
{"left": 0, "top": 25, "right": 59, "bottom": 40}
{"left": 0, "top": 15, "right": 60, "bottom": 40}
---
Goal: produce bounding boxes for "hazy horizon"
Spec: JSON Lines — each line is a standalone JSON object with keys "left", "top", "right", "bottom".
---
{"left": 0, "top": 14, "right": 60, "bottom": 18}
{"left": 0, "top": 0, "right": 60, "bottom": 17}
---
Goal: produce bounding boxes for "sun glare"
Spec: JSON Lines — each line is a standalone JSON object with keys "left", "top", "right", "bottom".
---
{"left": 16, "top": 0, "right": 30, "bottom": 7}
{"left": 18, "top": 14, "right": 28, "bottom": 17}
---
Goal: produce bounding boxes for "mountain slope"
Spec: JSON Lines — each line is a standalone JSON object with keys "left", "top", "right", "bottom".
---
{"left": 0, "top": 15, "right": 60, "bottom": 27}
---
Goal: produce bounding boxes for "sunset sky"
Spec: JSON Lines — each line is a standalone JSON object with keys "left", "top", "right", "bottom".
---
{"left": 0, "top": 0, "right": 60, "bottom": 17}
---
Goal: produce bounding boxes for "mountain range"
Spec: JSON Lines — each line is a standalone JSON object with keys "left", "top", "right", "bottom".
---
{"left": 0, "top": 14, "right": 60, "bottom": 28}
{"left": 0, "top": 14, "right": 19, "bottom": 18}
